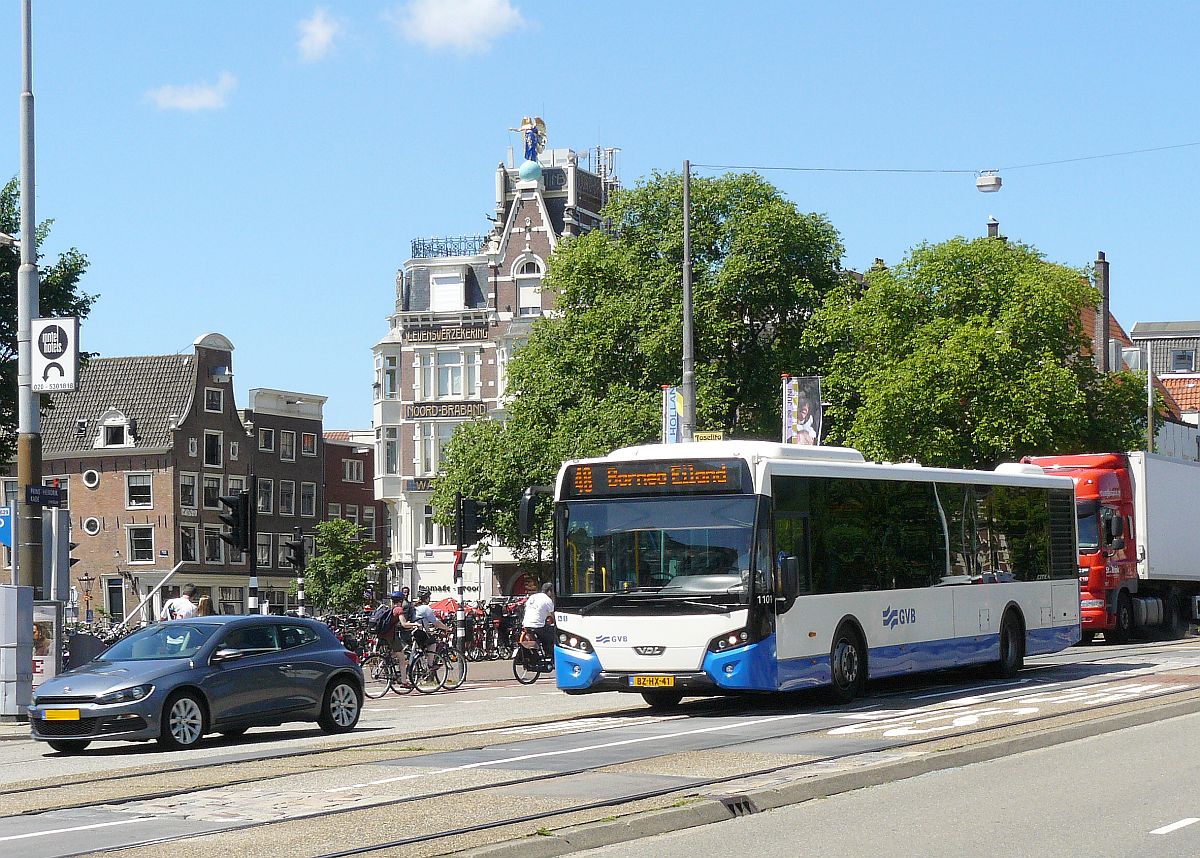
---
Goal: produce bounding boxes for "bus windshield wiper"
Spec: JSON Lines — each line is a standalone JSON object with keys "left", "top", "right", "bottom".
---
{"left": 579, "top": 593, "right": 621, "bottom": 616}
{"left": 679, "top": 599, "right": 731, "bottom": 613}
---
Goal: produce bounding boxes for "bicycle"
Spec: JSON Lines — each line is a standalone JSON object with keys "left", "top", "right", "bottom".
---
{"left": 512, "top": 629, "right": 553, "bottom": 684}
{"left": 429, "top": 632, "right": 467, "bottom": 690}
{"left": 360, "top": 640, "right": 414, "bottom": 698}
{"left": 406, "top": 632, "right": 447, "bottom": 694}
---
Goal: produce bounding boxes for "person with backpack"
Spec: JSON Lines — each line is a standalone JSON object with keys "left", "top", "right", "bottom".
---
{"left": 370, "top": 591, "right": 415, "bottom": 671}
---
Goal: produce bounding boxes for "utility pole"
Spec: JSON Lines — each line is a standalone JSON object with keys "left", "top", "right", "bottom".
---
{"left": 681, "top": 160, "right": 695, "bottom": 442}
{"left": 16, "top": 0, "right": 43, "bottom": 595}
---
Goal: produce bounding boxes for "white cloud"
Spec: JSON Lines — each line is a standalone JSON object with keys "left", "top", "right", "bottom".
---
{"left": 388, "top": 0, "right": 524, "bottom": 54}
{"left": 298, "top": 8, "right": 341, "bottom": 62}
{"left": 145, "top": 72, "right": 237, "bottom": 112}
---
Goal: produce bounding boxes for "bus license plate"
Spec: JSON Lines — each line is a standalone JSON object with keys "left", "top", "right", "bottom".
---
{"left": 43, "top": 709, "right": 80, "bottom": 721}
{"left": 630, "top": 676, "right": 674, "bottom": 688}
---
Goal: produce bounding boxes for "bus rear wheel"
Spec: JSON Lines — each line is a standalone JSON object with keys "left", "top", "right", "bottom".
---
{"left": 828, "top": 624, "right": 865, "bottom": 703}
{"left": 992, "top": 610, "right": 1025, "bottom": 679}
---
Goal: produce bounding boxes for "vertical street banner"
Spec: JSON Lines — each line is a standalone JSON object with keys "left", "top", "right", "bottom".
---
{"left": 662, "top": 386, "right": 684, "bottom": 443}
{"left": 782, "top": 375, "right": 822, "bottom": 445}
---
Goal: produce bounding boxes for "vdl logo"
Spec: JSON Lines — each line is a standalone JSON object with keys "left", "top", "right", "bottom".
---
{"left": 882, "top": 605, "right": 917, "bottom": 629}
{"left": 595, "top": 634, "right": 629, "bottom": 644}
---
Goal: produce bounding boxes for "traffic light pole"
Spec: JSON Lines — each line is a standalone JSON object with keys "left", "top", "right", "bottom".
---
{"left": 454, "top": 492, "right": 465, "bottom": 651}
{"left": 248, "top": 475, "right": 258, "bottom": 614}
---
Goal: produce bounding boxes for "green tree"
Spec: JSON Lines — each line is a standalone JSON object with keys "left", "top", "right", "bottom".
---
{"left": 433, "top": 171, "right": 845, "bottom": 551}
{"left": 302, "top": 519, "right": 384, "bottom": 613}
{"left": 0, "top": 177, "right": 98, "bottom": 461}
{"left": 805, "top": 236, "right": 1147, "bottom": 469}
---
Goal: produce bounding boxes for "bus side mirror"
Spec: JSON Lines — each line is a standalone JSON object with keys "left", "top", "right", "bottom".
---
{"left": 518, "top": 485, "right": 552, "bottom": 537}
{"left": 781, "top": 556, "right": 800, "bottom": 599}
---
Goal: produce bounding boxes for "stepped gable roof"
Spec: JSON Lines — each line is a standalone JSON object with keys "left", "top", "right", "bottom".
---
{"left": 41, "top": 353, "right": 196, "bottom": 454}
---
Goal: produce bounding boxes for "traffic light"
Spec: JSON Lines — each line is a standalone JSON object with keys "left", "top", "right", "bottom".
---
{"left": 218, "top": 490, "right": 250, "bottom": 553}
{"left": 283, "top": 533, "right": 307, "bottom": 571}
{"left": 456, "top": 493, "right": 482, "bottom": 546}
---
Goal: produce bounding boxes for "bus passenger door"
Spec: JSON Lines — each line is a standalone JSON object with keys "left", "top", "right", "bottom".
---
{"left": 772, "top": 513, "right": 811, "bottom": 665}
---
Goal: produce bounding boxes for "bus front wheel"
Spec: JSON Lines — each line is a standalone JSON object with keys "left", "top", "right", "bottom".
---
{"left": 641, "top": 689, "right": 683, "bottom": 711}
{"left": 828, "top": 624, "right": 865, "bottom": 703}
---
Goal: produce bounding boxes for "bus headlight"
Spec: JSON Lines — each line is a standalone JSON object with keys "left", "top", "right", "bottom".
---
{"left": 708, "top": 629, "right": 750, "bottom": 653}
{"left": 557, "top": 632, "right": 593, "bottom": 653}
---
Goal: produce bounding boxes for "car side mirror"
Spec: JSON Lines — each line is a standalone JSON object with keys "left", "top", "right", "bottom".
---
{"left": 211, "top": 647, "right": 245, "bottom": 664}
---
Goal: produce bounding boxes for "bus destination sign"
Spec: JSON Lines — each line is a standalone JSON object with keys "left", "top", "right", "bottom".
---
{"left": 566, "top": 459, "right": 749, "bottom": 498}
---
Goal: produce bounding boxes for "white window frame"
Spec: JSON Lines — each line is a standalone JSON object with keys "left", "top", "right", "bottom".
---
{"left": 125, "top": 473, "right": 153, "bottom": 509}
{"left": 259, "top": 428, "right": 275, "bottom": 452}
{"left": 203, "top": 526, "right": 223, "bottom": 564}
{"left": 300, "top": 482, "right": 317, "bottom": 517}
{"left": 301, "top": 432, "right": 317, "bottom": 456}
{"left": 383, "top": 354, "right": 399, "bottom": 399}
{"left": 230, "top": 441, "right": 239, "bottom": 461}
{"left": 257, "top": 532, "right": 273, "bottom": 568}
{"left": 258, "top": 478, "right": 274, "bottom": 514}
{"left": 128, "top": 525, "right": 155, "bottom": 563}
{"left": 343, "top": 459, "right": 364, "bottom": 483}
{"left": 204, "top": 388, "right": 224, "bottom": 413}
{"left": 180, "top": 524, "right": 199, "bottom": 563}
{"left": 280, "top": 430, "right": 296, "bottom": 462}
{"left": 203, "top": 475, "right": 222, "bottom": 509}
{"left": 429, "top": 271, "right": 464, "bottom": 312}
{"left": 363, "top": 506, "right": 376, "bottom": 540}
{"left": 418, "top": 421, "right": 459, "bottom": 476}
{"left": 279, "top": 480, "right": 296, "bottom": 516}
{"left": 203, "top": 430, "right": 223, "bottom": 468}
{"left": 179, "top": 472, "right": 198, "bottom": 510}
{"left": 346, "top": 504, "right": 359, "bottom": 526}
{"left": 328, "top": 503, "right": 341, "bottom": 519}
{"left": 228, "top": 475, "right": 246, "bottom": 494}
{"left": 1171, "top": 349, "right": 1196, "bottom": 372}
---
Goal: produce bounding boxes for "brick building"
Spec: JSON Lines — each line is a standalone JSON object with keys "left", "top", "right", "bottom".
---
{"left": 372, "top": 136, "right": 619, "bottom": 597}
{"left": 8, "top": 333, "right": 327, "bottom": 621}
{"left": 324, "top": 430, "right": 386, "bottom": 586}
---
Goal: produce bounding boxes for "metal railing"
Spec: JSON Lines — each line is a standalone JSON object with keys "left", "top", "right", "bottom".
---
{"left": 411, "top": 235, "right": 488, "bottom": 259}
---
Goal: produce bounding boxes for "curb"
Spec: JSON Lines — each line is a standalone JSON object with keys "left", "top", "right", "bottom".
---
{"left": 457, "top": 693, "right": 1200, "bottom": 857}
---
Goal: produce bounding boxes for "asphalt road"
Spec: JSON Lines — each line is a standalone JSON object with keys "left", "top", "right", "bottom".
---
{"left": 1, "top": 639, "right": 1199, "bottom": 857}
{"left": 575, "top": 709, "right": 1200, "bottom": 858}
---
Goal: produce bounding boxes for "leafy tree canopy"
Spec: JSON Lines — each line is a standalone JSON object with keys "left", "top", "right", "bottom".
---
{"left": 0, "top": 177, "right": 97, "bottom": 461}
{"left": 433, "top": 171, "right": 845, "bottom": 551}
{"left": 303, "top": 518, "right": 384, "bottom": 614}
{"left": 804, "top": 236, "right": 1147, "bottom": 468}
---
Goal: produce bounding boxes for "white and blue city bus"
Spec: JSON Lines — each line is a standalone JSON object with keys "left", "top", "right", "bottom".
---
{"left": 531, "top": 441, "right": 1080, "bottom": 708}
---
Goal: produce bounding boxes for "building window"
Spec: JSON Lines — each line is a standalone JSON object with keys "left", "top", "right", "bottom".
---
{"left": 384, "top": 355, "right": 399, "bottom": 399}
{"left": 346, "top": 504, "right": 359, "bottom": 527}
{"left": 517, "top": 259, "right": 542, "bottom": 316}
{"left": 279, "top": 480, "right": 295, "bottom": 516}
{"left": 300, "top": 482, "right": 316, "bottom": 517}
{"left": 258, "top": 479, "right": 274, "bottom": 514}
{"left": 228, "top": 475, "right": 245, "bottom": 494}
{"left": 128, "top": 526, "right": 154, "bottom": 563}
{"left": 280, "top": 430, "right": 296, "bottom": 462}
{"left": 303, "top": 535, "right": 315, "bottom": 559}
{"left": 126, "top": 473, "right": 152, "bottom": 508}
{"left": 418, "top": 422, "right": 458, "bottom": 476}
{"left": 203, "top": 526, "right": 223, "bottom": 563}
{"left": 1171, "top": 349, "right": 1196, "bottom": 372}
{"left": 301, "top": 432, "right": 317, "bottom": 456}
{"left": 328, "top": 503, "right": 341, "bottom": 519}
{"left": 257, "top": 533, "right": 273, "bottom": 568}
{"left": 437, "top": 351, "right": 463, "bottom": 398}
{"left": 430, "top": 272, "right": 464, "bottom": 312}
{"left": 259, "top": 428, "right": 275, "bottom": 452}
{"left": 180, "top": 525, "right": 198, "bottom": 563}
{"left": 219, "top": 587, "right": 243, "bottom": 615}
{"left": 204, "top": 388, "right": 223, "bottom": 413}
{"left": 188, "top": 438, "right": 198, "bottom": 457}
{"left": 105, "top": 425, "right": 126, "bottom": 446}
{"left": 420, "top": 505, "right": 445, "bottom": 546}
{"left": 343, "top": 459, "right": 364, "bottom": 483}
{"left": 180, "top": 473, "right": 197, "bottom": 509}
{"left": 379, "top": 427, "right": 399, "bottom": 475}
{"left": 204, "top": 431, "right": 223, "bottom": 467}
{"left": 230, "top": 441, "right": 239, "bottom": 461}
{"left": 203, "top": 476, "right": 222, "bottom": 509}
{"left": 363, "top": 506, "right": 376, "bottom": 541}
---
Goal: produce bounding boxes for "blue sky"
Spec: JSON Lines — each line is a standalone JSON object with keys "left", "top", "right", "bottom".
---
{"left": 3, "top": 2, "right": 1198, "bottom": 429}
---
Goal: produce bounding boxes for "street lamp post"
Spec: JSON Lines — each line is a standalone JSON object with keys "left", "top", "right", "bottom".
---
{"left": 680, "top": 160, "right": 696, "bottom": 442}
{"left": 78, "top": 571, "right": 94, "bottom": 623}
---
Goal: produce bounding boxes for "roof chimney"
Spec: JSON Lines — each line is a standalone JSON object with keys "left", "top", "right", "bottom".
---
{"left": 987, "top": 216, "right": 1000, "bottom": 239}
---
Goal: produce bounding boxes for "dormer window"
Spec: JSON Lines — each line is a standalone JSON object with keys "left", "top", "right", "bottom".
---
{"left": 430, "top": 269, "right": 465, "bottom": 312}
{"left": 96, "top": 408, "right": 134, "bottom": 449}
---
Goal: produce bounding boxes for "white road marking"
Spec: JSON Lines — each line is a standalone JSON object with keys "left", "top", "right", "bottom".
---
{"left": 328, "top": 709, "right": 816, "bottom": 793}
{"left": 0, "top": 817, "right": 154, "bottom": 843}
{"left": 1151, "top": 818, "right": 1199, "bottom": 835}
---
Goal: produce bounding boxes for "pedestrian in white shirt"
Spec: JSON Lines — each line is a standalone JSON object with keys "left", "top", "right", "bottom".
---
{"left": 522, "top": 582, "right": 556, "bottom": 660}
{"left": 159, "top": 584, "right": 198, "bottom": 621}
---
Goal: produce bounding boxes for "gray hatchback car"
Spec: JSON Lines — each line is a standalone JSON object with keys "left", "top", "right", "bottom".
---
{"left": 28, "top": 615, "right": 363, "bottom": 753}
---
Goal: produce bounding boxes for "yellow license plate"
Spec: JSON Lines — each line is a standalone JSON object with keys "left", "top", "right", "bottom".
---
{"left": 43, "top": 709, "right": 81, "bottom": 721}
{"left": 630, "top": 676, "right": 675, "bottom": 688}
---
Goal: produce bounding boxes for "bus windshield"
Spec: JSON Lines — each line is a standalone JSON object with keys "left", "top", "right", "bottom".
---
{"left": 559, "top": 495, "right": 758, "bottom": 601}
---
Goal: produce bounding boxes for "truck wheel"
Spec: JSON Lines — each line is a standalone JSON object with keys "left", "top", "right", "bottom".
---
{"left": 1077, "top": 631, "right": 1095, "bottom": 646}
{"left": 1106, "top": 593, "right": 1133, "bottom": 644}
{"left": 1163, "top": 594, "right": 1188, "bottom": 640}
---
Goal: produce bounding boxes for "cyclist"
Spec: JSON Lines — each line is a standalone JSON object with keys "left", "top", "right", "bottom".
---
{"left": 373, "top": 590, "right": 412, "bottom": 669}
{"left": 522, "top": 582, "right": 556, "bottom": 665}
{"left": 411, "top": 588, "right": 451, "bottom": 653}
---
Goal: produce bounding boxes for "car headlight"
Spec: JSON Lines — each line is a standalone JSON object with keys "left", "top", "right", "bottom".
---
{"left": 708, "top": 629, "right": 750, "bottom": 653}
{"left": 556, "top": 631, "right": 593, "bottom": 653}
{"left": 95, "top": 684, "right": 154, "bottom": 705}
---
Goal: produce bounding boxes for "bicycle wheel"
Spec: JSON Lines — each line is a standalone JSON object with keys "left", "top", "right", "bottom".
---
{"left": 443, "top": 646, "right": 467, "bottom": 690}
{"left": 361, "top": 655, "right": 392, "bottom": 699}
{"left": 410, "top": 654, "right": 446, "bottom": 694}
{"left": 390, "top": 657, "right": 415, "bottom": 695}
{"left": 513, "top": 647, "right": 541, "bottom": 684}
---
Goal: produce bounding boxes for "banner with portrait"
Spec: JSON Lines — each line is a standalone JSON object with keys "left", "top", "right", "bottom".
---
{"left": 782, "top": 375, "right": 822, "bottom": 446}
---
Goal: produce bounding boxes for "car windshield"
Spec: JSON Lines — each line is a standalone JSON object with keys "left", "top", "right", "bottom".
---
{"left": 101, "top": 623, "right": 217, "bottom": 661}
{"left": 559, "top": 495, "right": 757, "bottom": 597}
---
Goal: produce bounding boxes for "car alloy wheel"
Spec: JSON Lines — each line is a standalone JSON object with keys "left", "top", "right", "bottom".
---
{"left": 167, "top": 695, "right": 204, "bottom": 747}
{"left": 329, "top": 683, "right": 359, "bottom": 727}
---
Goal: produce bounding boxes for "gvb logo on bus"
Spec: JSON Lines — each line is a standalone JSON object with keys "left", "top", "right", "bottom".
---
{"left": 882, "top": 606, "right": 917, "bottom": 628}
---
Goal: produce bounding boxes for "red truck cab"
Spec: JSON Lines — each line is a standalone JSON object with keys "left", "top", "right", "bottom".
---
{"left": 1024, "top": 454, "right": 1137, "bottom": 642}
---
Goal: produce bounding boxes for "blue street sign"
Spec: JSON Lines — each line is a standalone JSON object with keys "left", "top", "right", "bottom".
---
{"left": 26, "top": 485, "right": 62, "bottom": 507}
{"left": 0, "top": 506, "right": 10, "bottom": 548}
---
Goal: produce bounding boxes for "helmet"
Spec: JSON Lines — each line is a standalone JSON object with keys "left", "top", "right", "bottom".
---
{"left": 390, "top": 590, "right": 405, "bottom": 600}
{"left": 417, "top": 588, "right": 431, "bottom": 600}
